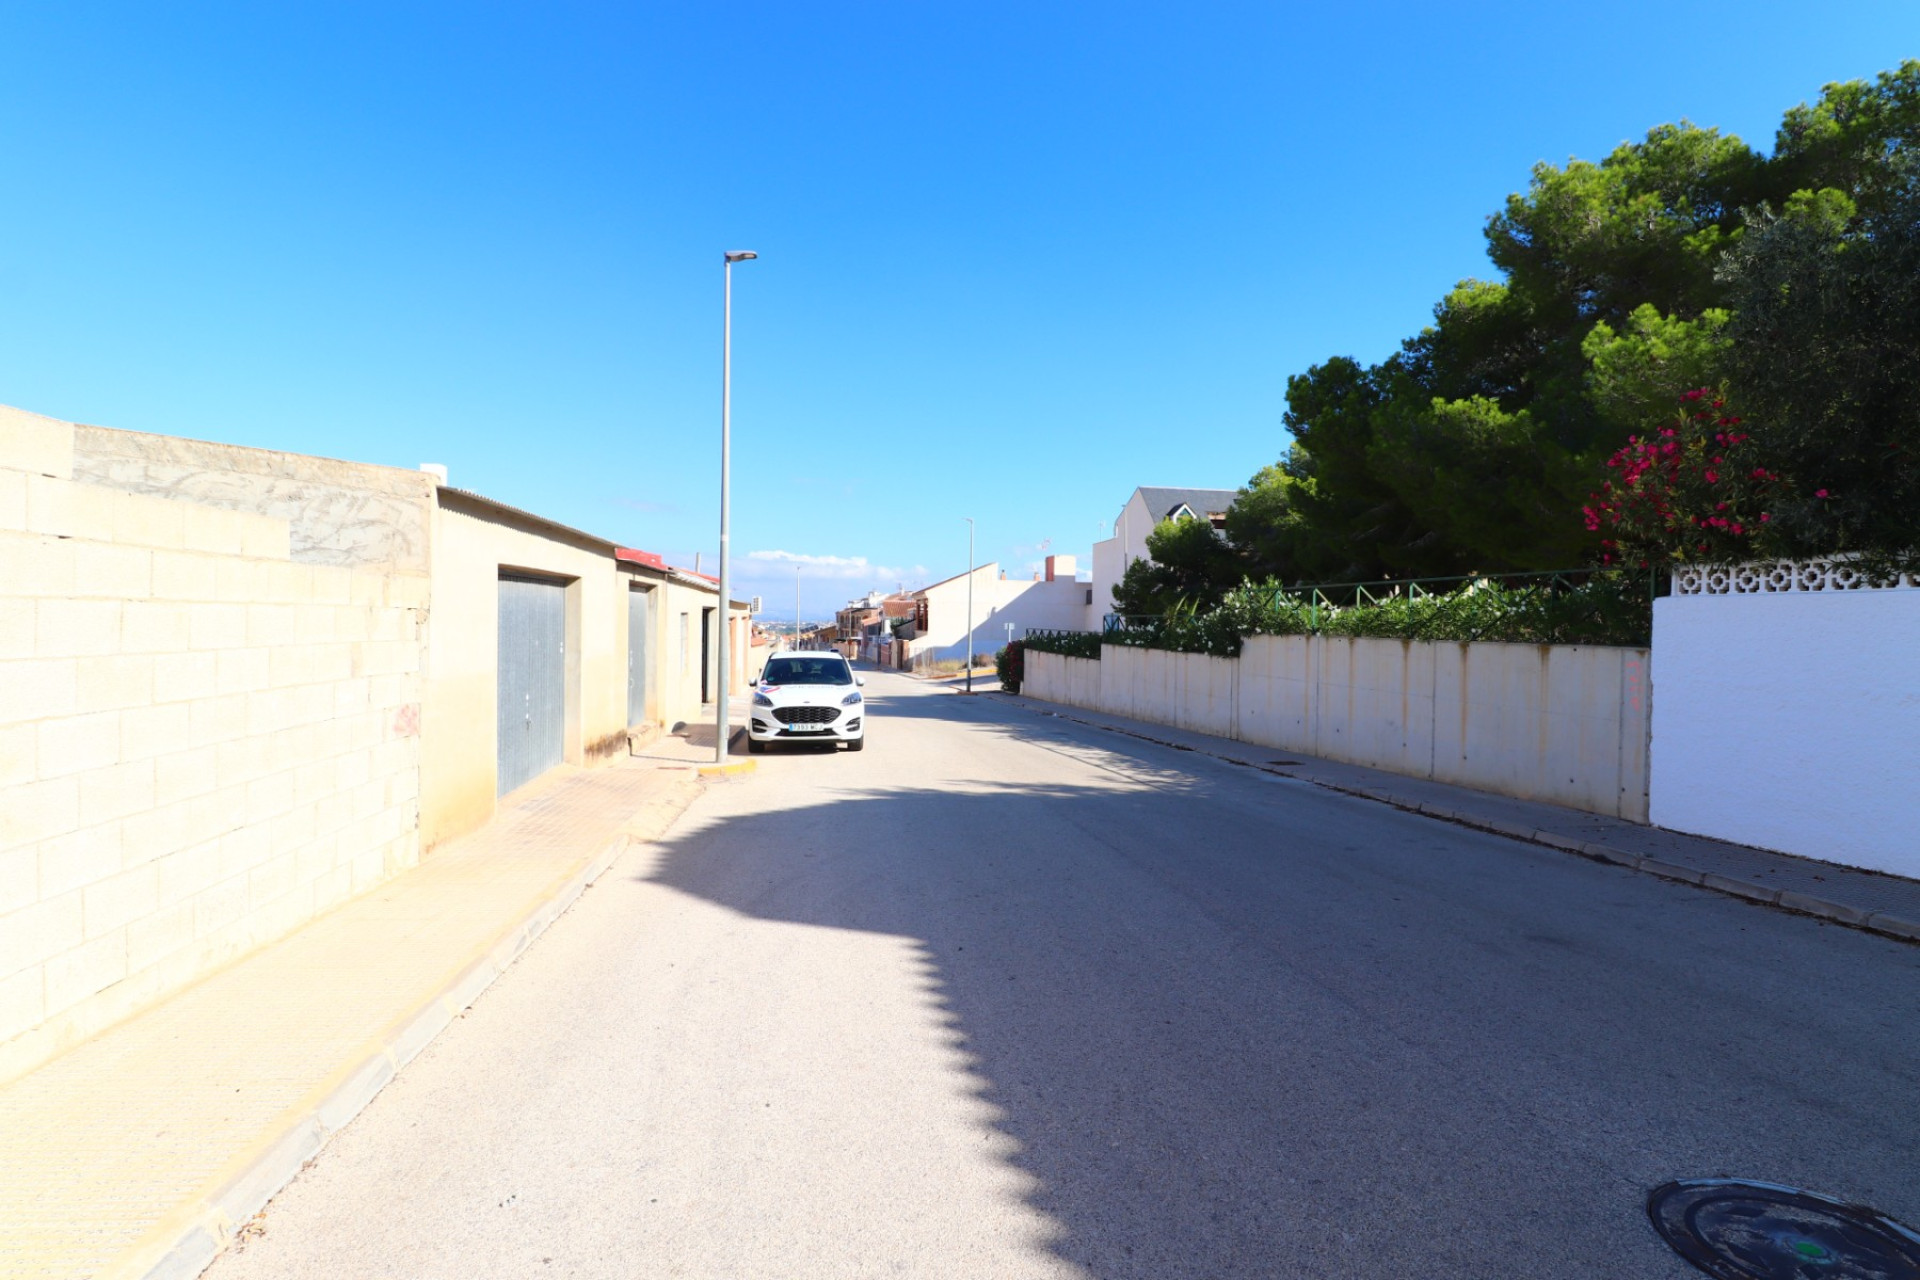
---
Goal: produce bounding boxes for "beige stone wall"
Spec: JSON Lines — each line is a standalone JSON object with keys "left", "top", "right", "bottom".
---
{"left": 0, "top": 406, "right": 427, "bottom": 1079}
{"left": 627, "top": 571, "right": 696, "bottom": 733}
{"left": 627, "top": 572, "right": 752, "bottom": 735}
{"left": 419, "top": 497, "right": 630, "bottom": 851}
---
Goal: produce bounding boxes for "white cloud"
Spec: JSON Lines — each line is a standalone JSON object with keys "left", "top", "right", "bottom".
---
{"left": 743, "top": 549, "right": 929, "bottom": 584}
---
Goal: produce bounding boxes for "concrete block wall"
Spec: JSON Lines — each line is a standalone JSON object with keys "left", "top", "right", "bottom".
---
{"left": 0, "top": 405, "right": 428, "bottom": 1080}
{"left": 70, "top": 421, "right": 435, "bottom": 571}
{"left": 1025, "top": 635, "right": 1650, "bottom": 820}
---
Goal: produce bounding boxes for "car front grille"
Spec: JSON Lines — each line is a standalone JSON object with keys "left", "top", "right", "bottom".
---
{"left": 774, "top": 705, "right": 839, "bottom": 725}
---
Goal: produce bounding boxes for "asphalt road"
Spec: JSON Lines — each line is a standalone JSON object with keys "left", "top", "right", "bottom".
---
{"left": 207, "top": 668, "right": 1920, "bottom": 1279}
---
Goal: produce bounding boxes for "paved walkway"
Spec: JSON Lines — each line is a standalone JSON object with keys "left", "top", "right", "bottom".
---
{"left": 0, "top": 744, "right": 712, "bottom": 1280}
{"left": 1007, "top": 693, "right": 1920, "bottom": 943}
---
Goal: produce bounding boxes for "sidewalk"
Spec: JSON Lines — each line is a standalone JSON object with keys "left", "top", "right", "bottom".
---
{"left": 910, "top": 667, "right": 1000, "bottom": 689}
{"left": 0, "top": 739, "right": 720, "bottom": 1280}
{"left": 1005, "top": 693, "right": 1920, "bottom": 945}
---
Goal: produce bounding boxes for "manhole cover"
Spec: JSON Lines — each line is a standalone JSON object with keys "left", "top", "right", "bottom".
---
{"left": 1648, "top": 1179, "right": 1920, "bottom": 1279}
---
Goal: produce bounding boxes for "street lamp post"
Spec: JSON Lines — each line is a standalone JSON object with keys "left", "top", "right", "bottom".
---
{"left": 795, "top": 563, "right": 802, "bottom": 645}
{"left": 717, "top": 250, "right": 757, "bottom": 764}
{"left": 964, "top": 517, "right": 975, "bottom": 694}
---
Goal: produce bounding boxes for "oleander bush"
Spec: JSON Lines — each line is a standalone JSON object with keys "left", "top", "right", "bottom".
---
{"left": 994, "top": 641, "right": 1025, "bottom": 693}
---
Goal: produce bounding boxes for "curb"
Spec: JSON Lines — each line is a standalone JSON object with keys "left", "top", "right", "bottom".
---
{"left": 1013, "top": 698, "right": 1920, "bottom": 948}
{"left": 113, "top": 776, "right": 707, "bottom": 1280}
{"left": 698, "top": 758, "right": 757, "bottom": 778}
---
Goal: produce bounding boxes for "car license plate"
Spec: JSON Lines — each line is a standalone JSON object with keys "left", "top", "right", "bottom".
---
{"left": 789, "top": 722, "right": 826, "bottom": 732}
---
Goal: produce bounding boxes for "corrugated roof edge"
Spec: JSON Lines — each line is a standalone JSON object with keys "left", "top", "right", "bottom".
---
{"left": 615, "top": 547, "right": 671, "bottom": 571}
{"left": 439, "top": 486, "right": 619, "bottom": 552}
{"left": 615, "top": 547, "right": 750, "bottom": 607}
{"left": 433, "top": 492, "right": 749, "bottom": 605}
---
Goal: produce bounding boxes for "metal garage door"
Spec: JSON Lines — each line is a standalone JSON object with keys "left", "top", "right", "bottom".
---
{"left": 627, "top": 586, "right": 652, "bottom": 726}
{"left": 498, "top": 575, "right": 566, "bottom": 795}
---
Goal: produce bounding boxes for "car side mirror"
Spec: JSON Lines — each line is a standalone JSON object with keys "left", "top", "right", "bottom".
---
{"left": 856, "top": 677, "right": 865, "bottom": 686}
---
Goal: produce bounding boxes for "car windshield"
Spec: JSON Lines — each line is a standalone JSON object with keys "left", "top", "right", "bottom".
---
{"left": 761, "top": 656, "right": 853, "bottom": 686}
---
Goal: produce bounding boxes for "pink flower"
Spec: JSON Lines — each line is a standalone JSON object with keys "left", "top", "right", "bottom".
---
{"left": 1816, "top": 489, "right": 1830, "bottom": 498}
{"left": 1759, "top": 513, "right": 1770, "bottom": 522}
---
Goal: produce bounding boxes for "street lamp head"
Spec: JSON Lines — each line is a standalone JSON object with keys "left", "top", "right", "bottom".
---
{"left": 724, "top": 250, "right": 759, "bottom": 263}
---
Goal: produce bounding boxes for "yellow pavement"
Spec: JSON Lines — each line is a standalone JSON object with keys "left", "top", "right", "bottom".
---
{"left": 0, "top": 743, "right": 717, "bottom": 1280}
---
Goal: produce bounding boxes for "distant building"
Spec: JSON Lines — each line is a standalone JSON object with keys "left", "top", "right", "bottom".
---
{"left": 909, "top": 556, "right": 1087, "bottom": 661}
{"left": 1086, "top": 486, "right": 1239, "bottom": 628}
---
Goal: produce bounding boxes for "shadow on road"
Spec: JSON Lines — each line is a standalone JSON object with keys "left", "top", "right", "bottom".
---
{"left": 628, "top": 677, "right": 1920, "bottom": 1279}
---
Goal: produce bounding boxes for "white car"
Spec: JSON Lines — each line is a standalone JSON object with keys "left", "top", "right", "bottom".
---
{"left": 748, "top": 650, "right": 866, "bottom": 752}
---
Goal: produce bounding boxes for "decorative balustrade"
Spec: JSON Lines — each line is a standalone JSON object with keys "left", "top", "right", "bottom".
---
{"left": 1673, "top": 556, "right": 1920, "bottom": 596}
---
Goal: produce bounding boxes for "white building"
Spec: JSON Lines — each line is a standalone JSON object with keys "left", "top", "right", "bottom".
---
{"left": 1086, "top": 486, "right": 1240, "bottom": 628}
{"left": 914, "top": 557, "right": 1090, "bottom": 659}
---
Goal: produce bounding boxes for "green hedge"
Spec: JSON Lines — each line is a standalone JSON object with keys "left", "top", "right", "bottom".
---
{"left": 1023, "top": 575, "right": 1653, "bottom": 660}
{"left": 1020, "top": 631, "right": 1103, "bottom": 660}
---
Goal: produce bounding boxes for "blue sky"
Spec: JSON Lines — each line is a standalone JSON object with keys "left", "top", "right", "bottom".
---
{"left": 3, "top": 3, "right": 1916, "bottom": 619}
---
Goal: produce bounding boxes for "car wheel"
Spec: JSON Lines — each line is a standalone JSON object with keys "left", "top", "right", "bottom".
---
{"left": 846, "top": 736, "right": 864, "bottom": 752}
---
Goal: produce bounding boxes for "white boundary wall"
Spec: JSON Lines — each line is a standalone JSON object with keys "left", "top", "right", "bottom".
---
{"left": 1651, "top": 589, "right": 1920, "bottom": 878}
{"left": 1025, "top": 636, "right": 1650, "bottom": 820}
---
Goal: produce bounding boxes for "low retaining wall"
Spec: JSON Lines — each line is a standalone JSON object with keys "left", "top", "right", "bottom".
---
{"left": 1651, "top": 587, "right": 1920, "bottom": 879}
{"left": 1025, "top": 637, "right": 1650, "bottom": 820}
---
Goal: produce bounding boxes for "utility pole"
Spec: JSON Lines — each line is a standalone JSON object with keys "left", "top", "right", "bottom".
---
{"left": 716, "top": 249, "right": 757, "bottom": 764}
{"left": 964, "top": 517, "right": 975, "bottom": 694}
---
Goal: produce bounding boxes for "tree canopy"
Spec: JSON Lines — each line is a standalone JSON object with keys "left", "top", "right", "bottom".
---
{"left": 1191, "top": 61, "right": 1920, "bottom": 593}
{"left": 1110, "top": 516, "right": 1244, "bottom": 617}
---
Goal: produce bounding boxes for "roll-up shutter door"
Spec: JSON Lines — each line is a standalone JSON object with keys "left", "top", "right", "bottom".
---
{"left": 627, "top": 586, "right": 652, "bottom": 727}
{"left": 498, "top": 575, "right": 566, "bottom": 795}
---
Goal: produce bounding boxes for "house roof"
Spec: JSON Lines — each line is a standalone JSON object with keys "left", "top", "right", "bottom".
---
{"left": 1135, "top": 486, "right": 1241, "bottom": 523}
{"left": 615, "top": 547, "right": 670, "bottom": 572}
{"left": 614, "top": 547, "right": 750, "bottom": 607}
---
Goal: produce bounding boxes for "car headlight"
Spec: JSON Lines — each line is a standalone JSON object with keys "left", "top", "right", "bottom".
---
{"left": 841, "top": 691, "right": 862, "bottom": 706}
{"left": 753, "top": 692, "right": 774, "bottom": 707}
